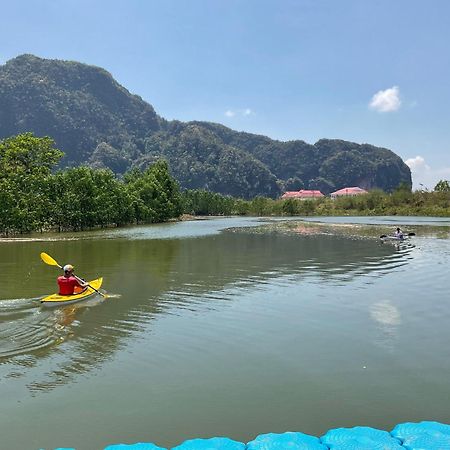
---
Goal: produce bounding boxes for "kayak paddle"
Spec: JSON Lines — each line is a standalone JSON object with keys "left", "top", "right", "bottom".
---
{"left": 379, "top": 232, "right": 416, "bottom": 239}
{"left": 40, "top": 252, "right": 107, "bottom": 298}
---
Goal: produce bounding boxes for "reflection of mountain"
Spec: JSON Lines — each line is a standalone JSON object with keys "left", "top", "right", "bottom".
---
{"left": 1, "top": 226, "right": 412, "bottom": 393}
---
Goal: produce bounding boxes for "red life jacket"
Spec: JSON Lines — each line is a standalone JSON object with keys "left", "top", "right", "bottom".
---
{"left": 57, "top": 276, "right": 81, "bottom": 295}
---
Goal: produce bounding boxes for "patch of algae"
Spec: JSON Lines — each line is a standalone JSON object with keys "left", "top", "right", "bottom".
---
{"left": 226, "top": 219, "right": 450, "bottom": 241}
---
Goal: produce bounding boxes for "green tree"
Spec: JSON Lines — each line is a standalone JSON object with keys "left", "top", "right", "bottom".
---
{"left": 0, "top": 132, "right": 63, "bottom": 175}
{"left": 434, "top": 180, "right": 450, "bottom": 192}
{"left": 124, "top": 160, "right": 182, "bottom": 223}
{"left": 282, "top": 199, "right": 298, "bottom": 215}
{"left": 0, "top": 133, "right": 63, "bottom": 233}
{"left": 182, "top": 189, "right": 236, "bottom": 215}
{"left": 250, "top": 196, "right": 271, "bottom": 215}
{"left": 50, "top": 167, "right": 97, "bottom": 231}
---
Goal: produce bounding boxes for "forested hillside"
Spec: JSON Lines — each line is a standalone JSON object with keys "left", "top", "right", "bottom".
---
{"left": 0, "top": 55, "right": 412, "bottom": 198}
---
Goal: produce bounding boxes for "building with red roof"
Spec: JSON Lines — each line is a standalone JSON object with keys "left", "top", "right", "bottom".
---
{"left": 330, "top": 186, "right": 368, "bottom": 198}
{"left": 281, "top": 190, "right": 324, "bottom": 200}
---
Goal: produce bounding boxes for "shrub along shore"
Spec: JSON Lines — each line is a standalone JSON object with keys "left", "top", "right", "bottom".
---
{"left": 1, "top": 133, "right": 449, "bottom": 236}
{"left": 183, "top": 185, "right": 450, "bottom": 218}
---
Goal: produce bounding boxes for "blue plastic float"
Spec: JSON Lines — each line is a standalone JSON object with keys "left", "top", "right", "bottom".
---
{"left": 391, "top": 421, "right": 450, "bottom": 450}
{"left": 247, "top": 431, "right": 327, "bottom": 449}
{"left": 321, "top": 426, "right": 403, "bottom": 449}
{"left": 97, "top": 421, "right": 450, "bottom": 450}
{"left": 172, "top": 437, "right": 246, "bottom": 450}
{"left": 104, "top": 443, "right": 167, "bottom": 450}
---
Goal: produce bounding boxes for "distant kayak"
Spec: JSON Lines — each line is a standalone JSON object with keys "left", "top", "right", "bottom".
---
{"left": 380, "top": 232, "right": 415, "bottom": 242}
{"left": 41, "top": 278, "right": 103, "bottom": 306}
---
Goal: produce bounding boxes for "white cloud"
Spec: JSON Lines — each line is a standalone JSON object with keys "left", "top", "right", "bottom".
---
{"left": 224, "top": 108, "right": 253, "bottom": 118}
{"left": 405, "top": 155, "right": 429, "bottom": 172}
{"left": 405, "top": 155, "right": 450, "bottom": 190}
{"left": 369, "top": 86, "right": 401, "bottom": 112}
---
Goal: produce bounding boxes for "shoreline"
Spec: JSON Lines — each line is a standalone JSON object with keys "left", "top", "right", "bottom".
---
{"left": 2, "top": 215, "right": 449, "bottom": 243}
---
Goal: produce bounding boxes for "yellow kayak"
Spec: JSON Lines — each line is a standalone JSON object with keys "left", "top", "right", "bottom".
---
{"left": 41, "top": 278, "right": 103, "bottom": 306}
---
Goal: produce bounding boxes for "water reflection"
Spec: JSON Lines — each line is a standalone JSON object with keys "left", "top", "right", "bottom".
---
{"left": 369, "top": 299, "right": 402, "bottom": 353}
{"left": 370, "top": 300, "right": 402, "bottom": 327}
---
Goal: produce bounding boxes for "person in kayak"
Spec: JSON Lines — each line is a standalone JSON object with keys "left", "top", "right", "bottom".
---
{"left": 57, "top": 264, "right": 87, "bottom": 295}
{"left": 394, "top": 227, "right": 404, "bottom": 239}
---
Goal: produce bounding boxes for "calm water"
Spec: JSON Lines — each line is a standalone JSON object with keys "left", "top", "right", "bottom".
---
{"left": 0, "top": 217, "right": 449, "bottom": 450}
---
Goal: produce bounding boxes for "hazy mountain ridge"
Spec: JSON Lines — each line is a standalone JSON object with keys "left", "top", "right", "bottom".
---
{"left": 0, "top": 55, "right": 412, "bottom": 197}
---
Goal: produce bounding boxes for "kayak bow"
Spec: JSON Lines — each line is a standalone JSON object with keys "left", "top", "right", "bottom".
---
{"left": 41, "top": 278, "right": 103, "bottom": 306}
{"left": 381, "top": 235, "right": 408, "bottom": 241}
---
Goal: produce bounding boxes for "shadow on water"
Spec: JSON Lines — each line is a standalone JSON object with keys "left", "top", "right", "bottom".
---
{"left": 0, "top": 222, "right": 412, "bottom": 394}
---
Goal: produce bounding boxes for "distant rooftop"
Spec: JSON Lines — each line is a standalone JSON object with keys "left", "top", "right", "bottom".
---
{"left": 281, "top": 189, "right": 324, "bottom": 199}
{"left": 330, "top": 186, "right": 368, "bottom": 197}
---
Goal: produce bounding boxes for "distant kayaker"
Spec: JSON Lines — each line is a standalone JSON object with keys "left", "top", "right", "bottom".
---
{"left": 394, "top": 227, "right": 404, "bottom": 239}
{"left": 57, "top": 264, "right": 87, "bottom": 295}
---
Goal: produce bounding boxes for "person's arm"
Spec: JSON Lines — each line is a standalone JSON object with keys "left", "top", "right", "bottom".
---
{"left": 73, "top": 276, "right": 88, "bottom": 289}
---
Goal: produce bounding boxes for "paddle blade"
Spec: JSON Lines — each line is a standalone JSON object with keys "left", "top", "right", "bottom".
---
{"left": 40, "top": 252, "right": 62, "bottom": 268}
{"left": 408, "top": 232, "right": 416, "bottom": 236}
{"left": 380, "top": 235, "right": 387, "bottom": 239}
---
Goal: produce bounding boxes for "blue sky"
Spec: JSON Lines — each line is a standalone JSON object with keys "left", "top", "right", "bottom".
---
{"left": 1, "top": 0, "right": 449, "bottom": 189}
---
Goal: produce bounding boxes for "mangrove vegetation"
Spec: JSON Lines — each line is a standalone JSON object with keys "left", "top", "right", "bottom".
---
{"left": 0, "top": 133, "right": 182, "bottom": 234}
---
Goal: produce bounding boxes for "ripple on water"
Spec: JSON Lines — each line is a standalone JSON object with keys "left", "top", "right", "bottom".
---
{"left": 0, "top": 299, "right": 73, "bottom": 360}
